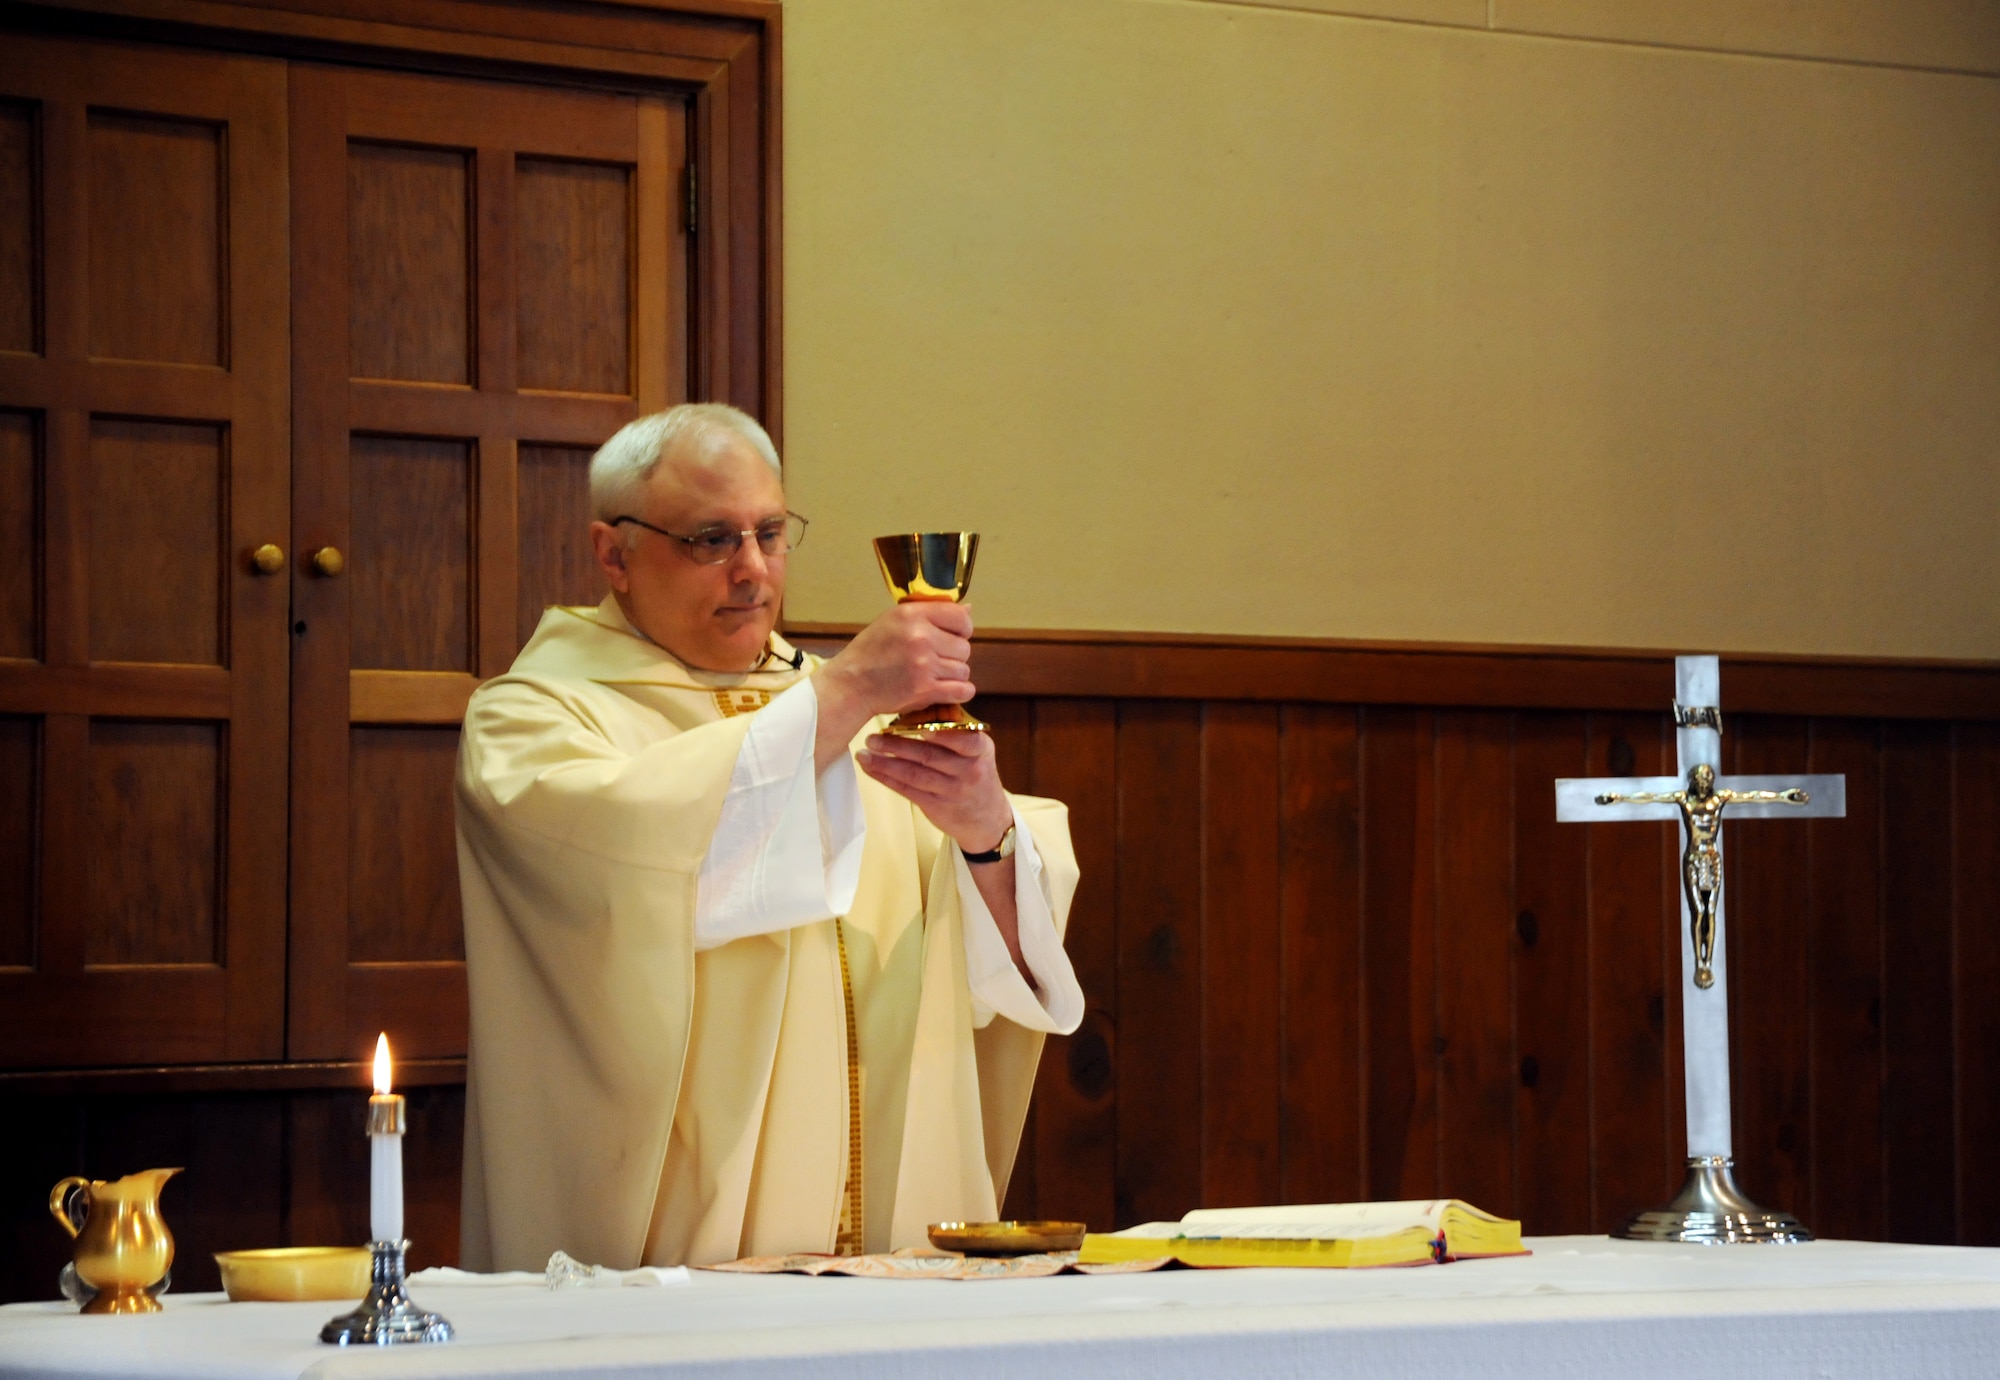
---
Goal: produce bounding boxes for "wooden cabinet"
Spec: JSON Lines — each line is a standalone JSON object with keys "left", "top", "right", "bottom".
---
{"left": 0, "top": 3, "right": 776, "bottom": 1073}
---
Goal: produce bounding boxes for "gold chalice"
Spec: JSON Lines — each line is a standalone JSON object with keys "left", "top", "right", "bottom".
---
{"left": 873, "top": 532, "right": 987, "bottom": 737}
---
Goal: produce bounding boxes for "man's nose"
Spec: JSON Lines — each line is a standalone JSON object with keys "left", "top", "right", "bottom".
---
{"left": 729, "top": 531, "right": 770, "bottom": 581}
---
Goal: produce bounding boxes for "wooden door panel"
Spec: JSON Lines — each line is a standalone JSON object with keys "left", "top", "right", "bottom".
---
{"left": 516, "top": 443, "right": 602, "bottom": 644}
{"left": 348, "top": 435, "right": 473, "bottom": 672}
{"left": 348, "top": 726, "right": 465, "bottom": 964}
{"left": 0, "top": 35, "right": 289, "bottom": 1068}
{"left": 86, "top": 112, "right": 224, "bottom": 366}
{"left": 289, "top": 63, "right": 685, "bottom": 1059}
{"left": 0, "top": 101, "right": 32, "bottom": 353}
{"left": 0, "top": 715, "right": 34, "bottom": 969}
{"left": 84, "top": 719, "right": 222, "bottom": 966}
{"left": 89, "top": 418, "right": 224, "bottom": 665}
{"left": 515, "top": 157, "right": 632, "bottom": 396}
{"left": 0, "top": 410, "right": 34, "bottom": 658}
{"left": 347, "top": 142, "right": 472, "bottom": 386}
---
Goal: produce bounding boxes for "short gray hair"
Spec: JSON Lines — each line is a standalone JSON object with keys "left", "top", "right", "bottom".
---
{"left": 588, "top": 403, "right": 781, "bottom": 529}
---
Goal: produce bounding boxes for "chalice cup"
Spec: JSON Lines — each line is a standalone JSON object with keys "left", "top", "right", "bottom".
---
{"left": 873, "top": 532, "right": 988, "bottom": 737}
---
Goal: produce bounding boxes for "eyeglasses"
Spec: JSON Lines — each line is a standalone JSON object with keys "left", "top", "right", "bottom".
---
{"left": 611, "top": 511, "right": 809, "bottom": 565}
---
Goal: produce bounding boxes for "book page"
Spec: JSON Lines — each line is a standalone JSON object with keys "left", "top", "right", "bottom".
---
{"left": 1179, "top": 1200, "right": 1448, "bottom": 1240}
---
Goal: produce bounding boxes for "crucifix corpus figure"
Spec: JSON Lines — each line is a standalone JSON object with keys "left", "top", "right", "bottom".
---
{"left": 1555, "top": 655, "right": 1844, "bottom": 1245}
{"left": 1594, "top": 762, "right": 1809, "bottom": 992}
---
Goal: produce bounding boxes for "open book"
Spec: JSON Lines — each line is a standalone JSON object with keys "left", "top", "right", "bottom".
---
{"left": 1076, "top": 1199, "right": 1527, "bottom": 1269}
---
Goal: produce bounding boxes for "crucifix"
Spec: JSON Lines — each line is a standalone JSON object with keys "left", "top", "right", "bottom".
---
{"left": 1556, "top": 655, "right": 1845, "bottom": 1244}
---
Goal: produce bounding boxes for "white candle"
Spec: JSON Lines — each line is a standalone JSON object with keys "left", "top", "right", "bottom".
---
{"left": 367, "top": 1033, "right": 406, "bottom": 1244}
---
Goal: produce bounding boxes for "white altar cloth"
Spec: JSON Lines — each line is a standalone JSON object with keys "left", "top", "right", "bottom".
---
{"left": 4, "top": 1237, "right": 1999, "bottom": 1380}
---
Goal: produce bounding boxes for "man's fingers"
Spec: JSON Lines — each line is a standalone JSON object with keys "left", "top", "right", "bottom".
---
{"left": 907, "top": 601, "right": 973, "bottom": 637}
{"left": 858, "top": 751, "right": 958, "bottom": 798}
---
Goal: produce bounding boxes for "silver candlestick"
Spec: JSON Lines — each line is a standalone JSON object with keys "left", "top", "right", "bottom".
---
{"left": 1614, "top": 1156, "right": 1813, "bottom": 1244}
{"left": 319, "top": 1240, "right": 454, "bottom": 1345}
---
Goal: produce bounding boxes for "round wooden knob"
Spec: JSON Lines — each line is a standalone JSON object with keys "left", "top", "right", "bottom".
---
{"left": 250, "top": 544, "right": 285, "bottom": 575}
{"left": 311, "top": 546, "right": 346, "bottom": 578}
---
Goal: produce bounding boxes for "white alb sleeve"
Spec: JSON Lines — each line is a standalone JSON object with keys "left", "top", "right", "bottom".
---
{"left": 956, "top": 810, "right": 1084, "bottom": 1034}
{"left": 693, "top": 679, "right": 868, "bottom": 952}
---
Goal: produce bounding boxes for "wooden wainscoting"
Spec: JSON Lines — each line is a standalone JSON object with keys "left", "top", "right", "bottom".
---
{"left": 785, "top": 626, "right": 2000, "bottom": 1246}
{"left": 3, "top": 630, "right": 1996, "bottom": 1302}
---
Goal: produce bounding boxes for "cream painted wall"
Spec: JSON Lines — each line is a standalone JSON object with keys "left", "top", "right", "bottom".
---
{"left": 778, "top": 0, "right": 2000, "bottom": 659}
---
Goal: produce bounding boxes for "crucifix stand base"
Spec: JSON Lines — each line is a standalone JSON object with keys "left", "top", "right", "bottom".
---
{"left": 1613, "top": 1156, "right": 1813, "bottom": 1245}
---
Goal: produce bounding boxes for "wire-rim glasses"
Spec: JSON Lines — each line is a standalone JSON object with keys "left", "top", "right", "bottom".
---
{"left": 611, "top": 511, "right": 808, "bottom": 565}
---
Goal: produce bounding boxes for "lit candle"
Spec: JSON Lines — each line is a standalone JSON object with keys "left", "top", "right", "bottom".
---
{"left": 368, "top": 1033, "right": 405, "bottom": 1244}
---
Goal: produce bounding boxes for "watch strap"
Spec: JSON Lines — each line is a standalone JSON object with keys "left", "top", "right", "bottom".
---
{"left": 962, "top": 822, "right": 1016, "bottom": 865}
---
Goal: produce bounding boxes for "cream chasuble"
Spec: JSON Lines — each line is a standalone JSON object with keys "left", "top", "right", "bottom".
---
{"left": 455, "top": 599, "right": 1078, "bottom": 1272}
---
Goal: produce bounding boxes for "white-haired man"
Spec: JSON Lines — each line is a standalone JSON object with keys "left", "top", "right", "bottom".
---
{"left": 455, "top": 403, "right": 1082, "bottom": 1272}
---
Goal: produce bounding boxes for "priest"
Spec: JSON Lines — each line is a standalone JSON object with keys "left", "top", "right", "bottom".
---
{"left": 455, "top": 403, "right": 1082, "bottom": 1273}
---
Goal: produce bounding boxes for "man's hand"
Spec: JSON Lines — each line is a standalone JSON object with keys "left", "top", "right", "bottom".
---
{"left": 812, "top": 602, "right": 973, "bottom": 774}
{"left": 854, "top": 729, "right": 1012, "bottom": 855}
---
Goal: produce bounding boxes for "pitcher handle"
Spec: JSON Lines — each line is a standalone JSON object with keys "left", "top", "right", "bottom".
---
{"left": 48, "top": 1177, "right": 90, "bottom": 1239}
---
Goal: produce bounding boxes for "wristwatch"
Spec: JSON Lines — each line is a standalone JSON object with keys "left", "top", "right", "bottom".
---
{"left": 963, "top": 822, "right": 1016, "bottom": 865}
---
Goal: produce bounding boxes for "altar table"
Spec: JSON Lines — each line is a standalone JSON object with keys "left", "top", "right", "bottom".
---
{"left": 4, "top": 1236, "right": 1998, "bottom": 1380}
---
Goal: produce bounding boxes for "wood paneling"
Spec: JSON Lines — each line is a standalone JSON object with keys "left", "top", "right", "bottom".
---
{"left": 1510, "top": 712, "right": 1590, "bottom": 1234}
{"left": 1958, "top": 723, "right": 2000, "bottom": 1246}
{"left": 0, "top": 34, "right": 290, "bottom": 1069}
{"left": 1360, "top": 707, "right": 1438, "bottom": 1202}
{"left": 1113, "top": 702, "right": 1202, "bottom": 1227}
{"left": 0, "top": 409, "right": 35, "bottom": 658}
{"left": 1199, "top": 703, "right": 1280, "bottom": 1210}
{"left": 1806, "top": 720, "right": 1884, "bottom": 1241}
{"left": 0, "top": 1083, "right": 466, "bottom": 1304}
{"left": 348, "top": 435, "right": 472, "bottom": 672}
{"left": 84, "top": 720, "right": 221, "bottom": 967}
{"left": 348, "top": 726, "right": 464, "bottom": 963}
{"left": 0, "top": 100, "right": 33, "bottom": 354}
{"left": 516, "top": 443, "right": 600, "bottom": 644}
{"left": 86, "top": 112, "right": 222, "bottom": 366}
{"left": 89, "top": 418, "right": 222, "bottom": 666}
{"left": 1585, "top": 713, "right": 1672, "bottom": 1227}
{"left": 515, "top": 157, "right": 631, "bottom": 396}
{"left": 347, "top": 142, "right": 471, "bottom": 385}
{"left": 1013, "top": 698, "right": 1117, "bottom": 1232}
{"left": 1276, "top": 704, "right": 1360, "bottom": 1206}
{"left": 1880, "top": 721, "right": 1956, "bottom": 1244}
{"left": 972, "top": 666, "right": 1997, "bottom": 1247}
{"left": 0, "top": 716, "right": 34, "bottom": 969}
{"left": 289, "top": 62, "right": 687, "bottom": 1060}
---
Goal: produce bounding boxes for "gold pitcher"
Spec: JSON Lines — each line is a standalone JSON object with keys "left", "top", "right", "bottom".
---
{"left": 49, "top": 1167, "right": 181, "bottom": 1314}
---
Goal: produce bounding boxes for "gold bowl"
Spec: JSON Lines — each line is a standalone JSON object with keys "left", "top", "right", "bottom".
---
{"left": 214, "top": 1247, "right": 371, "bottom": 1302}
{"left": 928, "top": 1221, "right": 1087, "bottom": 1256}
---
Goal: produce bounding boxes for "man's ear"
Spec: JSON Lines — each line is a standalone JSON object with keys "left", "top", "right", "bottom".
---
{"left": 589, "top": 521, "right": 632, "bottom": 594}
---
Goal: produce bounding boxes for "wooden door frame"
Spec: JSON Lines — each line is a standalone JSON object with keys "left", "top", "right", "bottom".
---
{"left": 2, "top": 0, "right": 781, "bottom": 440}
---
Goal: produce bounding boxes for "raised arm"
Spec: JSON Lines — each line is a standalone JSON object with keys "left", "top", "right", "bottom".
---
{"left": 1716, "top": 787, "right": 1809, "bottom": 805}
{"left": 1594, "top": 790, "right": 1684, "bottom": 805}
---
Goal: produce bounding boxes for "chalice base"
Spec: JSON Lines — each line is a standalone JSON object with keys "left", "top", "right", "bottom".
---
{"left": 1612, "top": 1156, "right": 1813, "bottom": 1244}
{"left": 885, "top": 703, "right": 989, "bottom": 737}
{"left": 80, "top": 1286, "right": 162, "bottom": 1315}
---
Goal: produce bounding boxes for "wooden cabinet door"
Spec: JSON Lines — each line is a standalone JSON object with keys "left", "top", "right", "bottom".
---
{"left": 0, "top": 37, "right": 291, "bottom": 1068}
{"left": 287, "top": 64, "right": 686, "bottom": 1060}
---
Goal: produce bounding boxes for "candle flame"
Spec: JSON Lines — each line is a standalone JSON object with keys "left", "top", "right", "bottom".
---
{"left": 373, "top": 1032, "right": 393, "bottom": 1095}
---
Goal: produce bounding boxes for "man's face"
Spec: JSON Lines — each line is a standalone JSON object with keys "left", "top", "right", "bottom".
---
{"left": 589, "top": 437, "right": 788, "bottom": 672}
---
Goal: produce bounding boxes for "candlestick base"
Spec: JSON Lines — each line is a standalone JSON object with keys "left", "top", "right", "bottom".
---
{"left": 1612, "top": 1156, "right": 1814, "bottom": 1244}
{"left": 318, "top": 1240, "right": 453, "bottom": 1345}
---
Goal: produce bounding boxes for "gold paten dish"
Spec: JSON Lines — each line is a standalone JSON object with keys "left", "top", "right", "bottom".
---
{"left": 928, "top": 1221, "right": 1087, "bottom": 1256}
{"left": 215, "top": 1246, "right": 371, "bottom": 1302}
